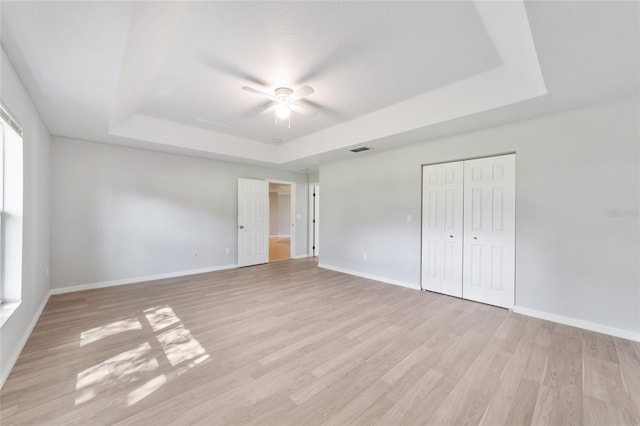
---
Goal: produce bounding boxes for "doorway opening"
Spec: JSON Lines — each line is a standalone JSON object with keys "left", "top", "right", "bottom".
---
{"left": 268, "top": 181, "right": 295, "bottom": 262}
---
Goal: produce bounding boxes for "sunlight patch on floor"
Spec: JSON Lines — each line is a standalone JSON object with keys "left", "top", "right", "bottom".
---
{"left": 156, "top": 324, "right": 207, "bottom": 367}
{"left": 176, "top": 354, "right": 210, "bottom": 376}
{"left": 80, "top": 317, "right": 142, "bottom": 346}
{"left": 144, "top": 305, "right": 180, "bottom": 332}
{"left": 75, "top": 342, "right": 159, "bottom": 405}
{"left": 127, "top": 374, "right": 167, "bottom": 406}
{"left": 76, "top": 305, "right": 210, "bottom": 407}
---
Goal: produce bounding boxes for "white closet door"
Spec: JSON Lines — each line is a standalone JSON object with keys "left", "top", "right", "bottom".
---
{"left": 462, "top": 154, "right": 515, "bottom": 308}
{"left": 421, "top": 161, "right": 464, "bottom": 297}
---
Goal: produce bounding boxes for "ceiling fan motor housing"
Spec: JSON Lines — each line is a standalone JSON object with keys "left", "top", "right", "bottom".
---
{"left": 275, "top": 87, "right": 294, "bottom": 102}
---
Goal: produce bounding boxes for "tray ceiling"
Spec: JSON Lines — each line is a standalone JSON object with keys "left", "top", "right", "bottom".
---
{"left": 1, "top": 1, "right": 637, "bottom": 171}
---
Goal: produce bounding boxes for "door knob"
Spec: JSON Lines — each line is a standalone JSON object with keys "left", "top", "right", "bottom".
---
{"left": 449, "top": 235, "right": 454, "bottom": 238}
{"left": 473, "top": 236, "right": 478, "bottom": 240}
{"left": 239, "top": 225, "right": 244, "bottom": 229}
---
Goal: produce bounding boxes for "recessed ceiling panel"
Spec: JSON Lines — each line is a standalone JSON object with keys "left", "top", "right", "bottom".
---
{"left": 137, "top": 1, "right": 500, "bottom": 143}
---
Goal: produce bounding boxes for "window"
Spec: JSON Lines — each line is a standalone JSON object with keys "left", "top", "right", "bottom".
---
{"left": 0, "top": 101, "right": 23, "bottom": 322}
{"left": 0, "top": 116, "right": 4, "bottom": 303}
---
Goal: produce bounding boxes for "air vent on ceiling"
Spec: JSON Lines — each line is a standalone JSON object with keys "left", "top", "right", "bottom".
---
{"left": 350, "top": 146, "right": 371, "bottom": 153}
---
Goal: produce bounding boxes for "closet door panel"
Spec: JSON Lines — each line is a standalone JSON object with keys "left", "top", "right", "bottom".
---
{"left": 462, "top": 154, "right": 516, "bottom": 308}
{"left": 421, "top": 162, "right": 463, "bottom": 297}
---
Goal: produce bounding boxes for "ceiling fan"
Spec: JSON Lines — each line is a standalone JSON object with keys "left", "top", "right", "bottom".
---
{"left": 242, "top": 85, "right": 317, "bottom": 127}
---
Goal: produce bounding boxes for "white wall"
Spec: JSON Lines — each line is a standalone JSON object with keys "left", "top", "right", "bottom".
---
{"left": 0, "top": 49, "right": 51, "bottom": 386}
{"left": 269, "top": 192, "right": 291, "bottom": 236}
{"left": 319, "top": 97, "right": 640, "bottom": 337}
{"left": 50, "top": 138, "right": 309, "bottom": 289}
{"left": 269, "top": 191, "right": 278, "bottom": 235}
{"left": 277, "top": 194, "right": 291, "bottom": 236}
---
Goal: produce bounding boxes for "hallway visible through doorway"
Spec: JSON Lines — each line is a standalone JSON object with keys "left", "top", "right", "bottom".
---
{"left": 269, "top": 236, "right": 291, "bottom": 262}
{"left": 269, "top": 181, "right": 293, "bottom": 262}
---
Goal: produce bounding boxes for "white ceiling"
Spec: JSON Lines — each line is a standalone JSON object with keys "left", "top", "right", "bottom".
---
{"left": 1, "top": 1, "right": 638, "bottom": 172}
{"left": 138, "top": 1, "right": 500, "bottom": 142}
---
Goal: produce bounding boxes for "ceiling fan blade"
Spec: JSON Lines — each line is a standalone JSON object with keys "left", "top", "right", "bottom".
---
{"left": 290, "top": 85, "right": 314, "bottom": 100}
{"left": 242, "top": 86, "right": 276, "bottom": 101}
{"left": 260, "top": 102, "right": 278, "bottom": 115}
{"left": 290, "top": 102, "right": 317, "bottom": 117}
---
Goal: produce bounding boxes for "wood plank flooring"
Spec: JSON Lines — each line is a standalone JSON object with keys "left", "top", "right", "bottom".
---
{"left": 1, "top": 258, "right": 639, "bottom": 425}
{"left": 269, "top": 236, "right": 291, "bottom": 262}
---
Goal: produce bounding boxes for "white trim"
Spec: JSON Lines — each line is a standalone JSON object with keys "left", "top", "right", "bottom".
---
{"left": 1, "top": 292, "right": 49, "bottom": 389}
{"left": 0, "top": 301, "right": 21, "bottom": 328}
{"left": 50, "top": 264, "right": 238, "bottom": 295}
{"left": 2, "top": 264, "right": 237, "bottom": 388}
{"left": 318, "top": 263, "right": 420, "bottom": 291}
{"left": 308, "top": 183, "right": 318, "bottom": 257}
{"left": 315, "top": 265, "right": 639, "bottom": 342}
{"left": 514, "top": 306, "right": 640, "bottom": 342}
{"left": 270, "top": 234, "right": 291, "bottom": 238}
{"left": 292, "top": 253, "right": 309, "bottom": 259}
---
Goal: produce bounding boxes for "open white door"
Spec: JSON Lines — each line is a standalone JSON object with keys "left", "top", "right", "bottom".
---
{"left": 421, "top": 162, "right": 464, "bottom": 297}
{"left": 238, "top": 178, "right": 269, "bottom": 267}
{"left": 462, "top": 154, "right": 516, "bottom": 308}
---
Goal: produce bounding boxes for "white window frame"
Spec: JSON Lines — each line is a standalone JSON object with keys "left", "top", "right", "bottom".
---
{"left": 0, "top": 101, "right": 23, "bottom": 325}
{"left": 0, "top": 118, "right": 4, "bottom": 303}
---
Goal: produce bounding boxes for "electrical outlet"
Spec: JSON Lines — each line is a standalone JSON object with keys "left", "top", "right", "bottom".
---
{"left": 407, "top": 214, "right": 412, "bottom": 222}
{"left": 363, "top": 253, "right": 368, "bottom": 261}
{"left": 224, "top": 248, "right": 230, "bottom": 254}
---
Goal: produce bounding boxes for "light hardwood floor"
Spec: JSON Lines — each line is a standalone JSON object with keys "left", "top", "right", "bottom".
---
{"left": 269, "top": 236, "right": 291, "bottom": 262}
{"left": 1, "top": 259, "right": 639, "bottom": 425}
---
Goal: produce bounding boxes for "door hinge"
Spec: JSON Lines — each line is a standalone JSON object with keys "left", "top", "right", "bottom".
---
{"left": 313, "top": 246, "right": 315, "bottom": 250}
{"left": 312, "top": 219, "right": 316, "bottom": 223}
{"left": 313, "top": 193, "right": 316, "bottom": 197}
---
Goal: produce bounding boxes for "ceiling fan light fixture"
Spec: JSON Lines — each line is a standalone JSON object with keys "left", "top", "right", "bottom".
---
{"left": 242, "top": 85, "right": 315, "bottom": 128}
{"left": 275, "top": 103, "right": 291, "bottom": 119}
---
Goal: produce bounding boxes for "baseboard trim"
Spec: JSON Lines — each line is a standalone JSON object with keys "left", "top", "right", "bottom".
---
{"left": 318, "top": 263, "right": 420, "bottom": 291}
{"left": 50, "top": 264, "right": 239, "bottom": 295}
{"left": 513, "top": 306, "right": 640, "bottom": 342}
{"left": 292, "top": 253, "right": 309, "bottom": 259}
{"left": 1, "top": 292, "right": 50, "bottom": 389}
